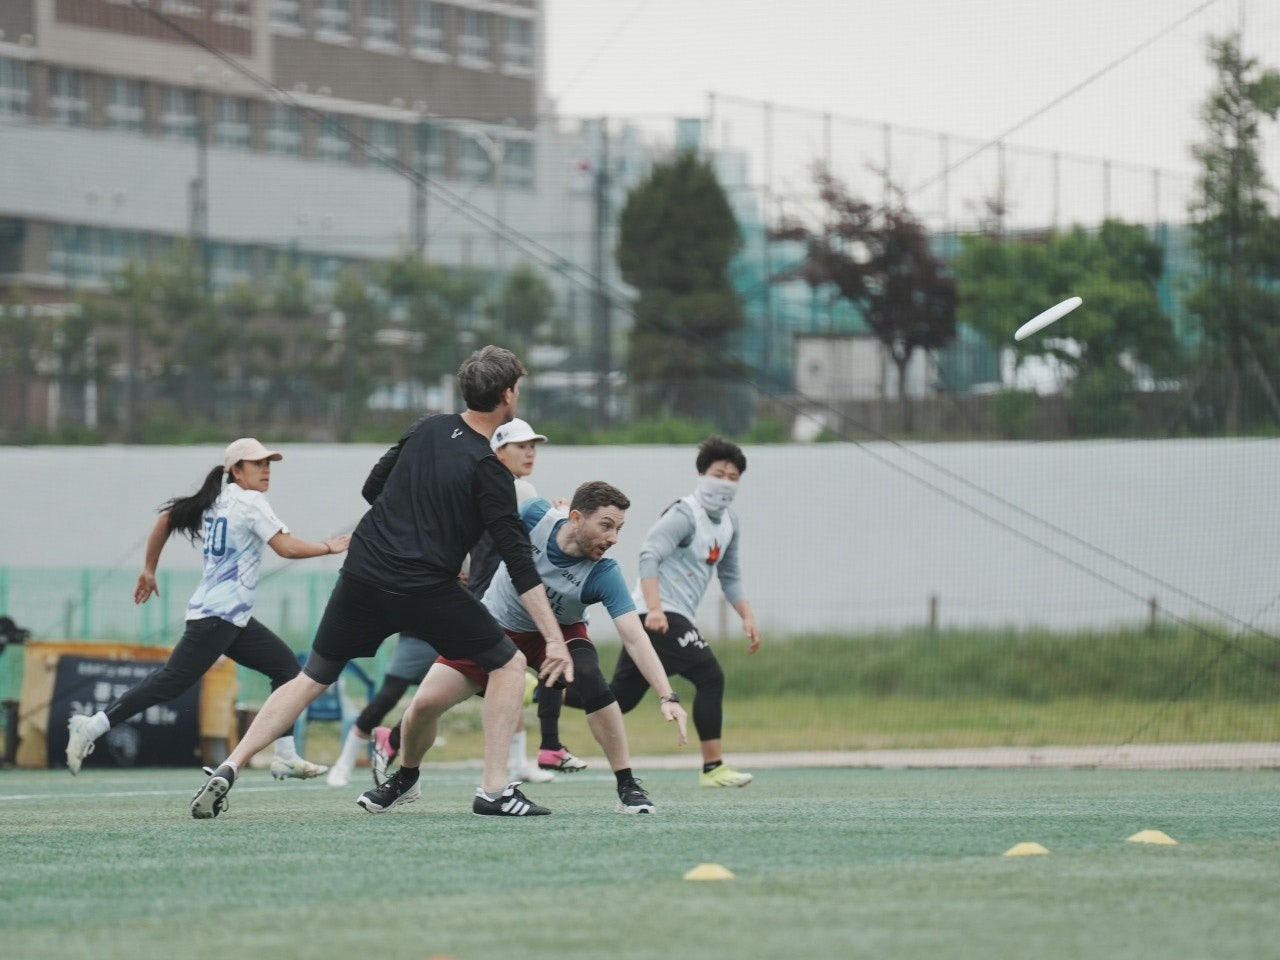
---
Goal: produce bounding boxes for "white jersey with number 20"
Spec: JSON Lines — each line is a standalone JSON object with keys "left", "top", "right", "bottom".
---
{"left": 185, "top": 484, "right": 288, "bottom": 627}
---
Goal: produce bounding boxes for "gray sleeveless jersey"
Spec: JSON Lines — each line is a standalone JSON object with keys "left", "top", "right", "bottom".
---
{"left": 632, "top": 494, "right": 739, "bottom": 622}
{"left": 483, "top": 506, "right": 597, "bottom": 631}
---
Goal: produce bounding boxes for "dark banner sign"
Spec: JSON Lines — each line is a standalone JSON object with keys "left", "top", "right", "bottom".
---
{"left": 46, "top": 656, "right": 200, "bottom": 769}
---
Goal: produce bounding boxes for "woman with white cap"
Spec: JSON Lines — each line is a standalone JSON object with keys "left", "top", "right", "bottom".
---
{"left": 64, "top": 438, "right": 350, "bottom": 780}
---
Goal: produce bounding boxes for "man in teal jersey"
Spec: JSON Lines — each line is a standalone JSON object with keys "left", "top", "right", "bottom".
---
{"left": 359, "top": 480, "right": 688, "bottom": 815}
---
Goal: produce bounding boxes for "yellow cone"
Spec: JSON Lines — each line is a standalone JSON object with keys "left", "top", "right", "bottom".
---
{"left": 684, "top": 862, "right": 735, "bottom": 881}
{"left": 1003, "top": 842, "right": 1050, "bottom": 857}
{"left": 1126, "top": 829, "right": 1177, "bottom": 845}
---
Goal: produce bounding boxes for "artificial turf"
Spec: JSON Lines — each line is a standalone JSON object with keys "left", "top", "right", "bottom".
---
{"left": 3, "top": 765, "right": 1278, "bottom": 960}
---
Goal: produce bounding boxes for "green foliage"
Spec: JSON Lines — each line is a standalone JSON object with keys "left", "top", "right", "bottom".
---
{"left": 990, "top": 389, "right": 1037, "bottom": 439}
{"left": 737, "top": 416, "right": 789, "bottom": 444}
{"left": 722, "top": 627, "right": 1280, "bottom": 703}
{"left": 490, "top": 261, "right": 554, "bottom": 350}
{"left": 617, "top": 150, "right": 745, "bottom": 425}
{"left": 955, "top": 221, "right": 1176, "bottom": 381}
{"left": 775, "top": 170, "right": 957, "bottom": 428}
{"left": 1186, "top": 32, "right": 1280, "bottom": 432}
{"left": 1067, "top": 361, "right": 1139, "bottom": 436}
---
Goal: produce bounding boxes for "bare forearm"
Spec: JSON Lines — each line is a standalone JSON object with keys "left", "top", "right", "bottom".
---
{"left": 618, "top": 615, "right": 675, "bottom": 698}
{"left": 141, "top": 513, "right": 171, "bottom": 574}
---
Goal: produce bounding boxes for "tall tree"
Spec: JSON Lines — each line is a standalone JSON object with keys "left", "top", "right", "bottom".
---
{"left": 0, "top": 288, "right": 45, "bottom": 436}
{"left": 773, "top": 169, "right": 957, "bottom": 431}
{"left": 617, "top": 150, "right": 744, "bottom": 423}
{"left": 954, "top": 221, "right": 1178, "bottom": 436}
{"left": 1186, "top": 32, "right": 1280, "bottom": 431}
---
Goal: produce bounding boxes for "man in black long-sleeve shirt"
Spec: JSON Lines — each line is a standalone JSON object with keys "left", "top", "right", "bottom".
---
{"left": 192, "top": 346, "right": 572, "bottom": 819}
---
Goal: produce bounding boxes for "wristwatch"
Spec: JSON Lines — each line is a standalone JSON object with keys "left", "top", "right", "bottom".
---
{"left": 659, "top": 692, "right": 681, "bottom": 704}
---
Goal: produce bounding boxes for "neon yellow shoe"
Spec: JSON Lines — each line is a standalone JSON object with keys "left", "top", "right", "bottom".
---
{"left": 523, "top": 670, "right": 538, "bottom": 707}
{"left": 270, "top": 756, "right": 329, "bottom": 780}
{"left": 699, "top": 763, "right": 753, "bottom": 788}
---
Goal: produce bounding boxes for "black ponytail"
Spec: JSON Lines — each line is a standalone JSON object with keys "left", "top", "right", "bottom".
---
{"left": 161, "top": 465, "right": 226, "bottom": 542}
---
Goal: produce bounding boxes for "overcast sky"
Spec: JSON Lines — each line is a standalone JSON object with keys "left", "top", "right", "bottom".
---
{"left": 543, "top": 1, "right": 1279, "bottom": 226}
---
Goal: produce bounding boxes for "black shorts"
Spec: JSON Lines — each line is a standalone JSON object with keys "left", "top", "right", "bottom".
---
{"left": 644, "top": 611, "right": 715, "bottom": 675}
{"left": 304, "top": 573, "right": 517, "bottom": 685}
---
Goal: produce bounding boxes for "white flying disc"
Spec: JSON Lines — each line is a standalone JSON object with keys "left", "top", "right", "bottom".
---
{"left": 1014, "top": 296, "right": 1082, "bottom": 341}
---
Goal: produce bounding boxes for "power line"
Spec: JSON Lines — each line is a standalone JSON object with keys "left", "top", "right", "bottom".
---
{"left": 906, "top": 0, "right": 1223, "bottom": 199}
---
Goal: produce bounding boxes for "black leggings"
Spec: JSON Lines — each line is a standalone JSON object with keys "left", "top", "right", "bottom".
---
{"left": 612, "top": 649, "right": 725, "bottom": 743}
{"left": 559, "top": 613, "right": 726, "bottom": 743}
{"left": 104, "top": 616, "right": 298, "bottom": 727}
{"left": 355, "top": 675, "right": 413, "bottom": 735}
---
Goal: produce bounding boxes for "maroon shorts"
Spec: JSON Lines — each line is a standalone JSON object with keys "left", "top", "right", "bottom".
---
{"left": 435, "top": 621, "right": 591, "bottom": 689}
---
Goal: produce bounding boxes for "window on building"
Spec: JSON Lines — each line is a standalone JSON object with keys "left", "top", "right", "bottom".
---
{"left": 210, "top": 243, "right": 255, "bottom": 290}
{"left": 315, "top": 0, "right": 351, "bottom": 38}
{"left": 267, "top": 103, "right": 302, "bottom": 155}
{"left": 215, "top": 0, "right": 252, "bottom": 24}
{"left": 411, "top": 1, "right": 445, "bottom": 57}
{"left": 50, "top": 69, "right": 88, "bottom": 127}
{"left": 214, "top": 96, "right": 251, "bottom": 149}
{"left": 458, "top": 10, "right": 489, "bottom": 63}
{"left": 160, "top": 0, "right": 203, "bottom": 16}
{"left": 504, "top": 139, "right": 534, "bottom": 190}
{"left": 364, "top": 0, "right": 398, "bottom": 46}
{"left": 161, "top": 86, "right": 199, "bottom": 140}
{"left": 502, "top": 17, "right": 533, "bottom": 72}
{"left": 270, "top": 0, "right": 301, "bottom": 29}
{"left": 366, "top": 119, "right": 401, "bottom": 168}
{"left": 106, "top": 78, "right": 145, "bottom": 133}
{"left": 0, "top": 58, "right": 30, "bottom": 118}
{"left": 413, "top": 122, "right": 445, "bottom": 177}
{"left": 100, "top": 229, "right": 149, "bottom": 277}
{"left": 316, "top": 113, "right": 351, "bottom": 164}
{"left": 459, "top": 136, "right": 494, "bottom": 183}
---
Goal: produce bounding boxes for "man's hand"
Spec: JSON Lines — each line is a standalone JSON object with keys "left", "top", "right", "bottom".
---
{"left": 539, "top": 638, "right": 574, "bottom": 687}
{"left": 643, "top": 609, "right": 670, "bottom": 635}
{"left": 743, "top": 616, "right": 761, "bottom": 654}
{"left": 660, "top": 700, "right": 689, "bottom": 745}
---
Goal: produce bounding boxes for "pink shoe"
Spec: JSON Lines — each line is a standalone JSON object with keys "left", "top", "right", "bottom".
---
{"left": 371, "top": 726, "right": 397, "bottom": 786}
{"left": 537, "top": 747, "right": 587, "bottom": 772}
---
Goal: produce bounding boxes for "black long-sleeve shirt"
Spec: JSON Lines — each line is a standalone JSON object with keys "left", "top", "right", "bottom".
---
{"left": 343, "top": 413, "right": 541, "bottom": 595}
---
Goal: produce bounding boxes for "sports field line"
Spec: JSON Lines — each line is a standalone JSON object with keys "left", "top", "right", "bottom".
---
{"left": 0, "top": 771, "right": 622, "bottom": 803}
{"left": 623, "top": 743, "right": 1280, "bottom": 770}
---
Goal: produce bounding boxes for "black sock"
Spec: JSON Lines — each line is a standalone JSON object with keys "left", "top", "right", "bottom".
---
{"left": 396, "top": 765, "right": 419, "bottom": 784}
{"left": 389, "top": 723, "right": 402, "bottom": 753}
{"left": 702, "top": 760, "right": 723, "bottom": 774}
{"left": 614, "top": 768, "right": 634, "bottom": 787}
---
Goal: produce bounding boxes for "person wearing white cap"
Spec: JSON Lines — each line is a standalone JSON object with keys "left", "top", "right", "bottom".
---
{"left": 64, "top": 438, "right": 350, "bottom": 780}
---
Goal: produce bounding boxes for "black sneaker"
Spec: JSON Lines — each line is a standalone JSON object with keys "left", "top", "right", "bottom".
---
{"left": 357, "top": 768, "right": 421, "bottom": 813}
{"left": 616, "top": 777, "right": 655, "bottom": 815}
{"left": 473, "top": 782, "right": 551, "bottom": 816}
{"left": 191, "top": 764, "right": 235, "bottom": 820}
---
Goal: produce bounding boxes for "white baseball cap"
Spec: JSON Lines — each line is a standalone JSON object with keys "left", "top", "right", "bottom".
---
{"left": 490, "top": 418, "right": 547, "bottom": 451}
{"left": 223, "top": 437, "right": 283, "bottom": 471}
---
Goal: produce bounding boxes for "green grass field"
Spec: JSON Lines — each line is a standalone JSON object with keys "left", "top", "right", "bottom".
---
{"left": 4, "top": 765, "right": 1279, "bottom": 960}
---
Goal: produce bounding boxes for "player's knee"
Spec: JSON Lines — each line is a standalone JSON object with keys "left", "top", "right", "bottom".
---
{"left": 571, "top": 658, "right": 615, "bottom": 714}
{"left": 689, "top": 659, "right": 725, "bottom": 694}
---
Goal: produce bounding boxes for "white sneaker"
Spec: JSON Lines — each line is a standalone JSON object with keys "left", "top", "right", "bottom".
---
{"left": 66, "top": 714, "right": 96, "bottom": 775}
{"left": 270, "top": 756, "right": 329, "bottom": 780}
{"left": 326, "top": 763, "right": 352, "bottom": 787}
{"left": 511, "top": 762, "right": 556, "bottom": 784}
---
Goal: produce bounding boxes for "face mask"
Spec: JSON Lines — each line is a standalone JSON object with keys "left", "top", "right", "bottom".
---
{"left": 695, "top": 475, "right": 738, "bottom": 512}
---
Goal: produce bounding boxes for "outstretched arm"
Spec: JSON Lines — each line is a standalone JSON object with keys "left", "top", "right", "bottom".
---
{"left": 133, "top": 512, "right": 172, "bottom": 605}
{"left": 615, "top": 610, "right": 688, "bottom": 745}
{"left": 267, "top": 531, "right": 351, "bottom": 560}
